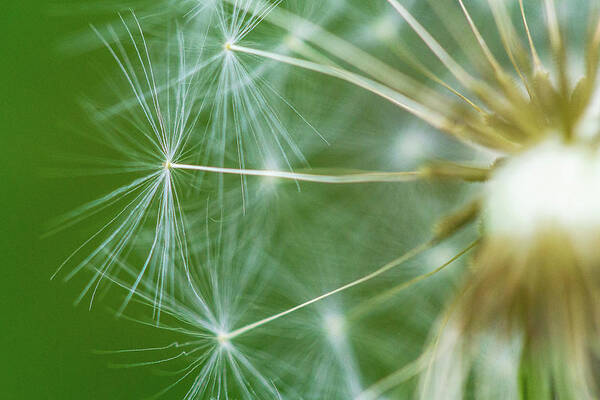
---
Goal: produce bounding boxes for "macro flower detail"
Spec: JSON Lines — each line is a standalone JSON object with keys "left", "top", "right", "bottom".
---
{"left": 422, "top": 140, "right": 600, "bottom": 400}
{"left": 54, "top": 0, "right": 600, "bottom": 398}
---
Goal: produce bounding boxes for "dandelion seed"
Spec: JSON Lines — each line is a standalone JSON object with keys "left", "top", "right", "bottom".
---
{"left": 60, "top": 0, "right": 600, "bottom": 398}
{"left": 98, "top": 220, "right": 291, "bottom": 399}
{"left": 54, "top": 14, "right": 204, "bottom": 316}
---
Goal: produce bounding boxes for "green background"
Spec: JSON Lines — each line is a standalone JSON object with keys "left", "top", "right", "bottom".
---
{"left": 2, "top": 1, "right": 170, "bottom": 398}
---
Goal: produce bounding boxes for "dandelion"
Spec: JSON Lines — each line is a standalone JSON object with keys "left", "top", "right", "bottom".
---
{"left": 51, "top": 12, "right": 203, "bottom": 315}
{"left": 100, "top": 220, "right": 289, "bottom": 399}
{"left": 57, "top": 0, "right": 600, "bottom": 398}
{"left": 58, "top": 2, "right": 435, "bottom": 313}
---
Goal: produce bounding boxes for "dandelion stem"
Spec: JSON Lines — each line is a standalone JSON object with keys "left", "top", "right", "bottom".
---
{"left": 518, "top": 0, "right": 543, "bottom": 71}
{"left": 347, "top": 239, "right": 480, "bottom": 321}
{"left": 594, "top": 16, "right": 600, "bottom": 47}
{"left": 358, "top": 291, "right": 464, "bottom": 400}
{"left": 386, "top": 40, "right": 484, "bottom": 114}
{"left": 227, "top": 44, "right": 455, "bottom": 134}
{"left": 222, "top": 241, "right": 435, "bottom": 340}
{"left": 169, "top": 162, "right": 421, "bottom": 184}
{"left": 458, "top": 0, "right": 503, "bottom": 75}
{"left": 355, "top": 356, "right": 426, "bottom": 400}
{"left": 233, "top": 1, "right": 431, "bottom": 93}
{"left": 543, "top": 0, "right": 563, "bottom": 57}
{"left": 543, "top": 0, "right": 574, "bottom": 139}
{"left": 384, "top": 0, "right": 477, "bottom": 89}
{"left": 284, "top": 36, "right": 339, "bottom": 67}
{"left": 486, "top": 0, "right": 532, "bottom": 93}
{"left": 588, "top": 16, "right": 600, "bottom": 84}
{"left": 260, "top": 2, "right": 486, "bottom": 115}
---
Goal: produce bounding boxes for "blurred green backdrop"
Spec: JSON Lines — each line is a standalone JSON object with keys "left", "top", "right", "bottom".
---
{"left": 1, "top": 1, "right": 173, "bottom": 398}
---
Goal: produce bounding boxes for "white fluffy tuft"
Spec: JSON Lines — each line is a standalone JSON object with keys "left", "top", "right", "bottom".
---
{"left": 485, "top": 138, "right": 600, "bottom": 240}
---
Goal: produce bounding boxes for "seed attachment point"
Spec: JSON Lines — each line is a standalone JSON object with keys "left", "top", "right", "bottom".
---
{"left": 216, "top": 332, "right": 231, "bottom": 349}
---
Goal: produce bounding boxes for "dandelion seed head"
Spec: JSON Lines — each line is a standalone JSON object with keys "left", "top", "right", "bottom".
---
{"left": 60, "top": 0, "right": 600, "bottom": 398}
{"left": 485, "top": 138, "right": 600, "bottom": 242}
{"left": 577, "top": 82, "right": 600, "bottom": 140}
{"left": 216, "top": 332, "right": 232, "bottom": 349}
